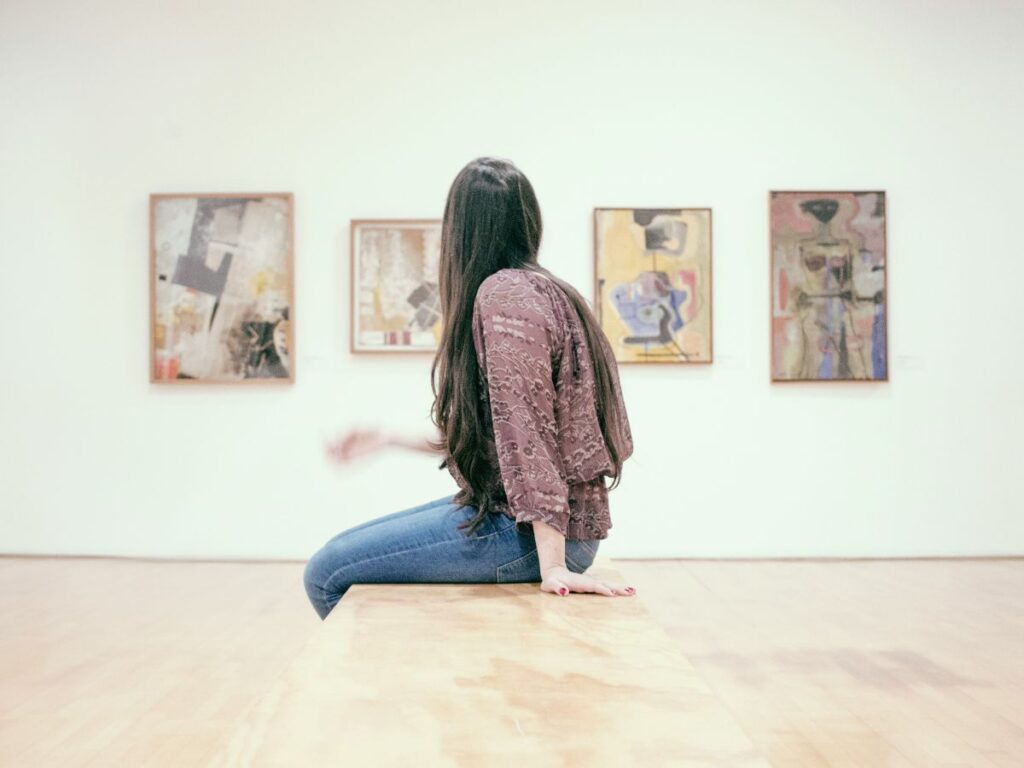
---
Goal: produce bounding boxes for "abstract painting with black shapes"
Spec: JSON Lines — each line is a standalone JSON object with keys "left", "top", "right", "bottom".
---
{"left": 594, "top": 208, "right": 713, "bottom": 364}
{"left": 151, "top": 194, "right": 293, "bottom": 382}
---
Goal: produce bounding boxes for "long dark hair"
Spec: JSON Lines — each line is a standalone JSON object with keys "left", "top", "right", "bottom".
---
{"left": 429, "top": 157, "right": 628, "bottom": 536}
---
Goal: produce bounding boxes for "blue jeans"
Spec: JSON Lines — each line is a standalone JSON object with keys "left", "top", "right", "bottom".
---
{"left": 303, "top": 493, "right": 601, "bottom": 620}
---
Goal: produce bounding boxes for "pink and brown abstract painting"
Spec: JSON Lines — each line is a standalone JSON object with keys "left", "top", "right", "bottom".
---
{"left": 771, "top": 191, "right": 887, "bottom": 382}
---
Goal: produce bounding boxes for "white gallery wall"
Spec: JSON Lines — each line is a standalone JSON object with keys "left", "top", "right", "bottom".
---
{"left": 1, "top": 0, "right": 1022, "bottom": 559}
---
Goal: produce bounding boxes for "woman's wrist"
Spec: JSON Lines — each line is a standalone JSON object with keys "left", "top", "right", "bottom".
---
{"left": 531, "top": 519, "right": 567, "bottom": 574}
{"left": 388, "top": 433, "right": 434, "bottom": 453}
{"left": 541, "top": 564, "right": 568, "bottom": 579}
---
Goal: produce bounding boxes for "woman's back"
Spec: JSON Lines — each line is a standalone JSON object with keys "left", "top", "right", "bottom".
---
{"left": 445, "top": 267, "right": 633, "bottom": 541}
{"left": 309, "top": 158, "right": 637, "bottom": 620}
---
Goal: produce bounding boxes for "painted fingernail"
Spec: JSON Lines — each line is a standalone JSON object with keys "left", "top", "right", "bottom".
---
{"left": 626, "top": 587, "right": 635, "bottom": 593}
{"left": 559, "top": 587, "right": 568, "bottom": 596}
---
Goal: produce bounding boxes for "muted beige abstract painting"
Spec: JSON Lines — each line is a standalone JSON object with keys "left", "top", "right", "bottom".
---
{"left": 351, "top": 220, "right": 442, "bottom": 353}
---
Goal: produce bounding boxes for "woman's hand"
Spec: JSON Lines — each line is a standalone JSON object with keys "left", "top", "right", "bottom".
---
{"left": 325, "top": 428, "right": 392, "bottom": 464}
{"left": 540, "top": 565, "right": 635, "bottom": 597}
{"left": 325, "top": 428, "right": 443, "bottom": 464}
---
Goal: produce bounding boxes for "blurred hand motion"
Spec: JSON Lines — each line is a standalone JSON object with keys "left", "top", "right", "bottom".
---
{"left": 325, "top": 427, "right": 391, "bottom": 465}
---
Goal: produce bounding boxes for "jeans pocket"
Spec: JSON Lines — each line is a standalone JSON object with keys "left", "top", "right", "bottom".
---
{"left": 496, "top": 549, "right": 540, "bottom": 583}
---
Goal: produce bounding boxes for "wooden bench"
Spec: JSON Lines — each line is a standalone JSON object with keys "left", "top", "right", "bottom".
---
{"left": 211, "top": 559, "right": 767, "bottom": 767}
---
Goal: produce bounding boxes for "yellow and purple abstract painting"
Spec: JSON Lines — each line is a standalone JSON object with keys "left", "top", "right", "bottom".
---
{"left": 771, "top": 191, "right": 887, "bottom": 382}
{"left": 351, "top": 220, "right": 442, "bottom": 353}
{"left": 594, "top": 208, "right": 712, "bottom": 364}
{"left": 150, "top": 194, "right": 294, "bottom": 383}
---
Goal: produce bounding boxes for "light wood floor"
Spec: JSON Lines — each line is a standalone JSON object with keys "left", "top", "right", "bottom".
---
{"left": 1, "top": 556, "right": 1021, "bottom": 766}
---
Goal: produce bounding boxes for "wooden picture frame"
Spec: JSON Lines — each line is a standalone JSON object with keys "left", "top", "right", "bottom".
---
{"left": 593, "top": 207, "right": 714, "bottom": 364}
{"left": 769, "top": 190, "right": 888, "bottom": 382}
{"left": 149, "top": 193, "right": 295, "bottom": 384}
{"left": 350, "top": 219, "right": 442, "bottom": 354}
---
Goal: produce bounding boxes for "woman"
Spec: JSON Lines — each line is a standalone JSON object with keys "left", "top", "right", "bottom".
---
{"left": 303, "top": 157, "right": 636, "bottom": 620}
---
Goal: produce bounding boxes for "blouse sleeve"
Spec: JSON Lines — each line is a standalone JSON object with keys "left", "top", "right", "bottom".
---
{"left": 473, "top": 277, "right": 571, "bottom": 537}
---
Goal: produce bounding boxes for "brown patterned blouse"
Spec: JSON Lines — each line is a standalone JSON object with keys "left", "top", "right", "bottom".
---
{"left": 446, "top": 267, "right": 633, "bottom": 540}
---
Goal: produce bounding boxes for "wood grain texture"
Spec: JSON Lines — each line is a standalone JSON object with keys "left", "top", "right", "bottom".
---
{"left": 212, "top": 562, "right": 766, "bottom": 767}
{"left": 632, "top": 559, "right": 1024, "bottom": 767}
{"left": 1, "top": 556, "right": 1021, "bottom": 767}
{"left": 0, "top": 557, "right": 317, "bottom": 766}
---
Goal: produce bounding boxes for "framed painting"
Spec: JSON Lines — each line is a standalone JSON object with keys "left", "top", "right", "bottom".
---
{"left": 150, "top": 193, "right": 294, "bottom": 383}
{"left": 594, "top": 208, "right": 713, "bottom": 364}
{"left": 350, "top": 219, "right": 442, "bottom": 353}
{"left": 770, "top": 191, "right": 888, "bottom": 382}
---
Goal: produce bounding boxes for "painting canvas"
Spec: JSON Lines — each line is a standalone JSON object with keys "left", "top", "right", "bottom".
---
{"left": 351, "top": 219, "right": 442, "bottom": 353}
{"left": 594, "top": 208, "right": 712, "bottom": 364}
{"left": 771, "top": 191, "right": 887, "bottom": 382}
{"left": 150, "top": 193, "right": 294, "bottom": 383}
